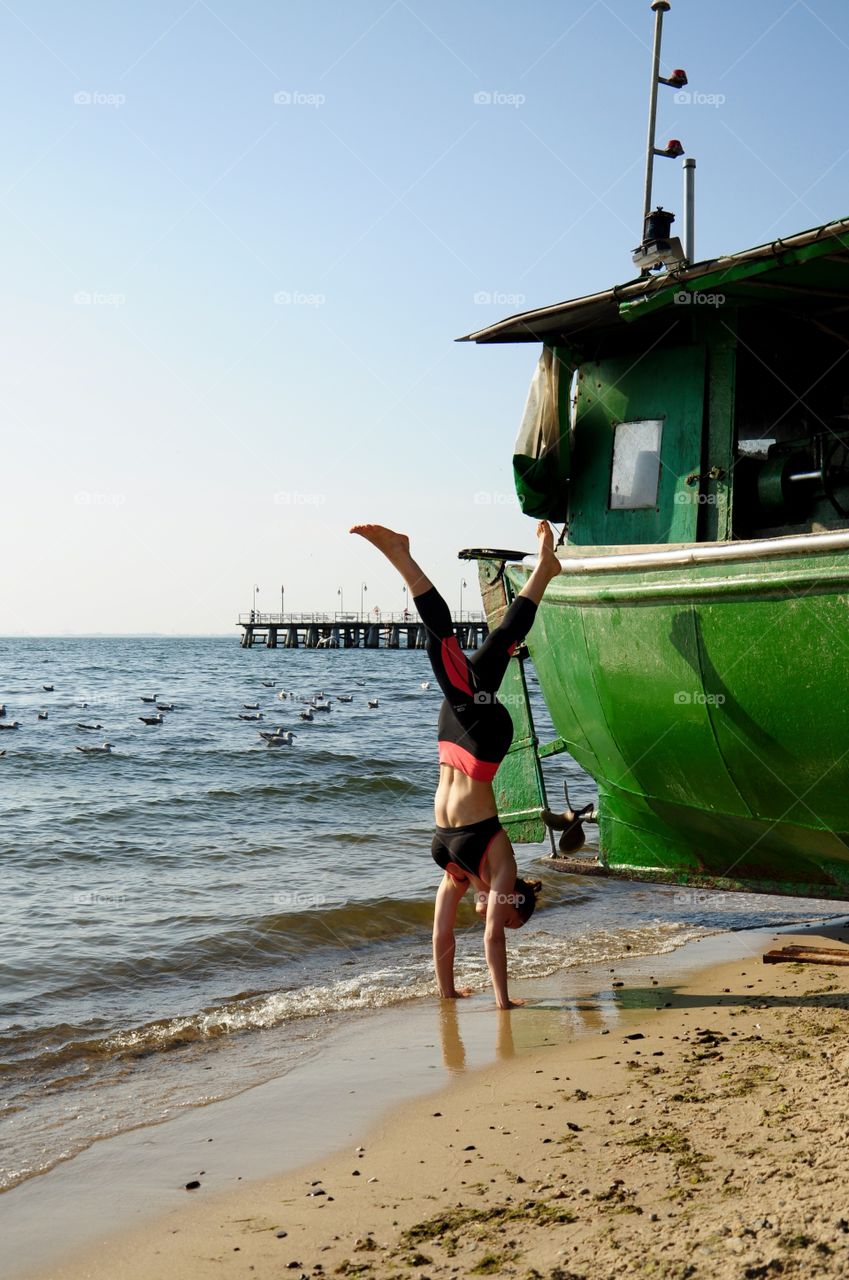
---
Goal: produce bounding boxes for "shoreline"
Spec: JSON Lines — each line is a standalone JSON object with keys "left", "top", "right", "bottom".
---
{"left": 9, "top": 915, "right": 849, "bottom": 1279}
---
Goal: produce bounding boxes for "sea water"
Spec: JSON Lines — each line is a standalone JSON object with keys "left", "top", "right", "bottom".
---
{"left": 0, "top": 636, "right": 839, "bottom": 1190}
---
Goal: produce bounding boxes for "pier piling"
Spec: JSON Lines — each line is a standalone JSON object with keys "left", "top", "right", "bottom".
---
{"left": 237, "top": 612, "right": 487, "bottom": 651}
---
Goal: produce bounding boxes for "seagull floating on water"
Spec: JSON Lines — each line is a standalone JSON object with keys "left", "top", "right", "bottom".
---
{"left": 140, "top": 695, "right": 157, "bottom": 704}
{"left": 259, "top": 729, "right": 295, "bottom": 745}
{"left": 239, "top": 712, "right": 263, "bottom": 721}
{"left": 139, "top": 714, "right": 164, "bottom": 725}
{"left": 368, "top": 698, "right": 379, "bottom": 709}
{"left": 243, "top": 702, "right": 260, "bottom": 710}
{"left": 0, "top": 721, "right": 21, "bottom": 730}
{"left": 76, "top": 722, "right": 103, "bottom": 731}
{"left": 38, "top": 711, "right": 49, "bottom": 720}
{"left": 156, "top": 702, "right": 175, "bottom": 712}
{"left": 336, "top": 694, "right": 353, "bottom": 703}
{"left": 298, "top": 709, "right": 314, "bottom": 722}
{"left": 261, "top": 680, "right": 275, "bottom": 688}
{"left": 420, "top": 681, "right": 430, "bottom": 690}
{"left": 76, "top": 742, "right": 113, "bottom": 754}
{"left": 42, "top": 684, "right": 54, "bottom": 693}
{"left": 0, "top": 704, "right": 6, "bottom": 717}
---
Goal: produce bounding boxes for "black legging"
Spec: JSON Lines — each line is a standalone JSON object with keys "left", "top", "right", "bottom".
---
{"left": 414, "top": 585, "right": 537, "bottom": 702}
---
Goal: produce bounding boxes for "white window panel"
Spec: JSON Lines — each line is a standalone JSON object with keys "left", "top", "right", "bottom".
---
{"left": 610, "top": 419, "right": 664, "bottom": 509}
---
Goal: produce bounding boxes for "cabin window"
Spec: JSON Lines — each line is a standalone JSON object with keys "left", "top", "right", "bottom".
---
{"left": 609, "top": 419, "right": 664, "bottom": 509}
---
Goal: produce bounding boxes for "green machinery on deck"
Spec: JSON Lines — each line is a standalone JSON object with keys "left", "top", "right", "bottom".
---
{"left": 460, "top": 218, "right": 849, "bottom": 901}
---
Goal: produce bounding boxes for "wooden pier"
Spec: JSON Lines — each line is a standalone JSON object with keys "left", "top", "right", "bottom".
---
{"left": 237, "top": 611, "right": 488, "bottom": 650}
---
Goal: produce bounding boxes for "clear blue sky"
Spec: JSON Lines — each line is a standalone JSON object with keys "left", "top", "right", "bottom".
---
{"left": 3, "top": 0, "right": 848, "bottom": 633}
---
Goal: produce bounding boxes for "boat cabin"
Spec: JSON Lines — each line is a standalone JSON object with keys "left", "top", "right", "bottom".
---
{"left": 462, "top": 217, "right": 849, "bottom": 548}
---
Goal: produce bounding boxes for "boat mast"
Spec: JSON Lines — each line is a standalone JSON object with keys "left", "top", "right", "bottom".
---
{"left": 633, "top": 0, "right": 688, "bottom": 271}
{"left": 641, "top": 0, "right": 668, "bottom": 230}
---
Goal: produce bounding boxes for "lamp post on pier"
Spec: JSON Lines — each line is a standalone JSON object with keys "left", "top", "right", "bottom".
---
{"left": 360, "top": 582, "right": 367, "bottom": 619}
{"left": 337, "top": 586, "right": 344, "bottom": 618}
{"left": 281, "top": 585, "right": 285, "bottom": 620}
{"left": 459, "top": 578, "right": 467, "bottom": 622}
{"left": 253, "top": 584, "right": 260, "bottom": 620}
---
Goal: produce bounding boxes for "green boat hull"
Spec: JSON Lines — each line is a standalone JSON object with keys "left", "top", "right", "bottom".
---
{"left": 503, "top": 534, "right": 849, "bottom": 901}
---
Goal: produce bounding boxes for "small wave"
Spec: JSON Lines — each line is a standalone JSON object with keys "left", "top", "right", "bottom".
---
{"left": 1, "top": 918, "right": 710, "bottom": 1080}
{"left": 205, "top": 773, "right": 420, "bottom": 802}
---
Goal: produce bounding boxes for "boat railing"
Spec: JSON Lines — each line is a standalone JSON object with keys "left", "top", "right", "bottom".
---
{"left": 238, "top": 611, "right": 486, "bottom": 625}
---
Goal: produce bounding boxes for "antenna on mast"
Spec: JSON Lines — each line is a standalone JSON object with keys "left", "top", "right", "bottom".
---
{"left": 632, "top": 0, "right": 690, "bottom": 272}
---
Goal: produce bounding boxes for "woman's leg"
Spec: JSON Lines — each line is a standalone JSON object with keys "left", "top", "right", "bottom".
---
{"left": 469, "top": 521, "right": 561, "bottom": 691}
{"left": 349, "top": 524, "right": 434, "bottom": 596}
{"left": 350, "top": 524, "right": 472, "bottom": 701}
{"left": 518, "top": 520, "right": 561, "bottom": 606}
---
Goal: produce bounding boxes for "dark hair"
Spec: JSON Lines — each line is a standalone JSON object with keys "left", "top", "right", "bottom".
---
{"left": 513, "top": 877, "right": 542, "bottom": 926}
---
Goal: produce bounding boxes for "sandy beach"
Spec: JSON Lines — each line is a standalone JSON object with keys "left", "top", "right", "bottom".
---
{"left": 13, "top": 918, "right": 849, "bottom": 1280}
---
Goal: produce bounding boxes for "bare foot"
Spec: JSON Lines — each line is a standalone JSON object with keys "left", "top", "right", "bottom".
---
{"left": 349, "top": 524, "right": 432, "bottom": 593}
{"left": 535, "top": 521, "right": 561, "bottom": 580}
{"left": 350, "top": 523, "right": 410, "bottom": 561}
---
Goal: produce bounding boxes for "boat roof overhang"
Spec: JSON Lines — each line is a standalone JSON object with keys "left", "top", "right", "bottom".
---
{"left": 458, "top": 216, "right": 849, "bottom": 347}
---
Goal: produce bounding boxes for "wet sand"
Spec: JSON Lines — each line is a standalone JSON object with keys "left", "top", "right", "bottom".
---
{"left": 13, "top": 920, "right": 849, "bottom": 1280}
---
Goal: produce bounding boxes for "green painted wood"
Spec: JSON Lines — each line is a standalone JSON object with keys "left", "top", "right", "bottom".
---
{"left": 619, "top": 227, "right": 849, "bottom": 324}
{"left": 569, "top": 345, "right": 705, "bottom": 546}
{"left": 505, "top": 547, "right": 849, "bottom": 897}
{"left": 701, "top": 318, "right": 736, "bottom": 542}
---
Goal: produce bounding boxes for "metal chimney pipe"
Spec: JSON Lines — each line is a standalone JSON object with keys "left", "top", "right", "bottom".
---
{"left": 641, "top": 0, "right": 671, "bottom": 229}
{"left": 683, "top": 156, "right": 696, "bottom": 262}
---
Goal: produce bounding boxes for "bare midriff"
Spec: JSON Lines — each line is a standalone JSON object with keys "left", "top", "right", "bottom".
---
{"left": 434, "top": 763, "right": 498, "bottom": 828}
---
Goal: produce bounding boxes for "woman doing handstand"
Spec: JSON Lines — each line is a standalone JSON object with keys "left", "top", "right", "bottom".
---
{"left": 350, "top": 520, "right": 562, "bottom": 1009}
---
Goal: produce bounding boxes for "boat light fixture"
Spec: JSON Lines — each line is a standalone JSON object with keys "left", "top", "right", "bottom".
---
{"left": 655, "top": 138, "right": 685, "bottom": 159}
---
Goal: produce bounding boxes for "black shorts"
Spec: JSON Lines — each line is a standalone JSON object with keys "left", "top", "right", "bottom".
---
{"left": 431, "top": 815, "right": 503, "bottom": 885}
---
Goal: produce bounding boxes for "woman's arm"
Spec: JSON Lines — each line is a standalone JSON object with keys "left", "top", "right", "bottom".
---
{"left": 432, "top": 873, "right": 472, "bottom": 998}
{"left": 484, "top": 845, "right": 523, "bottom": 1010}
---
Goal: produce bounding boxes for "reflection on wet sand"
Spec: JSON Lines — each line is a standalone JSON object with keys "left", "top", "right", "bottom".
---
{"left": 438, "top": 1001, "right": 517, "bottom": 1072}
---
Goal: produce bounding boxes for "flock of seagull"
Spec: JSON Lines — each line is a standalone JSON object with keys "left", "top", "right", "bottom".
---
{"left": 239, "top": 682, "right": 382, "bottom": 746}
{"left": 0, "top": 676, "right": 403, "bottom": 757}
